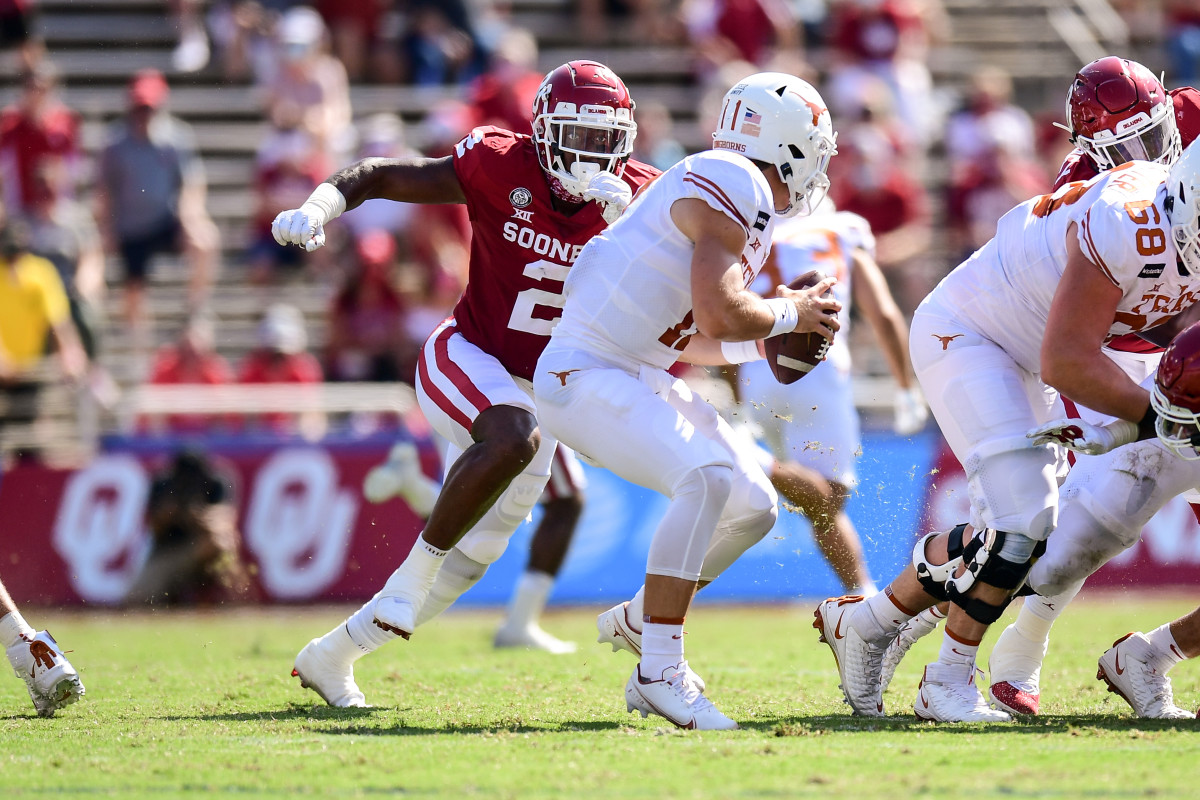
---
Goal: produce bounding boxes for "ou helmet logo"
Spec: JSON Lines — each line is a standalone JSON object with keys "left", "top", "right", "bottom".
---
{"left": 244, "top": 448, "right": 358, "bottom": 599}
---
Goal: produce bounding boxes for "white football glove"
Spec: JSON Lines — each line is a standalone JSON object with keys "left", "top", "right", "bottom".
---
{"left": 581, "top": 170, "right": 632, "bottom": 224}
{"left": 893, "top": 388, "right": 928, "bottom": 436}
{"left": 1026, "top": 417, "right": 1138, "bottom": 456}
{"left": 271, "top": 207, "right": 327, "bottom": 252}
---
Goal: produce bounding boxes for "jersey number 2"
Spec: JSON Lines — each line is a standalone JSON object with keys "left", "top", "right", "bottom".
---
{"left": 508, "top": 260, "right": 571, "bottom": 336}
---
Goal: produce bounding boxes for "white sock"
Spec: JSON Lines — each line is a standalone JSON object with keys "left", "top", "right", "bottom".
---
{"left": 640, "top": 622, "right": 684, "bottom": 680}
{"left": 626, "top": 586, "right": 645, "bottom": 632}
{"left": 0, "top": 611, "right": 34, "bottom": 649}
{"left": 346, "top": 594, "right": 397, "bottom": 651}
{"left": 501, "top": 571, "right": 553, "bottom": 631}
{"left": 415, "top": 549, "right": 488, "bottom": 627}
{"left": 938, "top": 630, "right": 979, "bottom": 669}
{"left": 854, "top": 590, "right": 915, "bottom": 644}
{"left": 1014, "top": 584, "right": 1078, "bottom": 643}
{"left": 319, "top": 620, "right": 370, "bottom": 662}
{"left": 381, "top": 535, "right": 449, "bottom": 598}
{"left": 1145, "top": 623, "right": 1187, "bottom": 671}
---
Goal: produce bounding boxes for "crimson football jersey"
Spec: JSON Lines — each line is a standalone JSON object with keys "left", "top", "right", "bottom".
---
{"left": 450, "top": 126, "right": 659, "bottom": 380}
{"left": 1054, "top": 86, "right": 1200, "bottom": 189}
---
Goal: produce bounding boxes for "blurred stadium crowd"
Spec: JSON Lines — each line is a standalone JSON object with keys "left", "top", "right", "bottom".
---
{"left": 0, "top": 0, "right": 1197, "bottom": 462}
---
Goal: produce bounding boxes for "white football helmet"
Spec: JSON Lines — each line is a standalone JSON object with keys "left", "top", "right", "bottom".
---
{"left": 711, "top": 72, "right": 837, "bottom": 218}
{"left": 1166, "top": 140, "right": 1200, "bottom": 277}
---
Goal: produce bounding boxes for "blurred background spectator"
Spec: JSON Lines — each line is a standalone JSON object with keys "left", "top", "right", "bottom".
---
{"left": 339, "top": 113, "right": 419, "bottom": 242}
{"left": 0, "top": 61, "right": 80, "bottom": 218}
{"left": 146, "top": 309, "right": 235, "bottom": 435}
{"left": 247, "top": 101, "right": 330, "bottom": 284}
{"left": 682, "top": 0, "right": 803, "bottom": 79}
{"left": 631, "top": 100, "right": 687, "bottom": 171}
{"left": 467, "top": 27, "right": 541, "bottom": 133}
{"left": 125, "top": 449, "right": 253, "bottom": 607}
{"left": 0, "top": 219, "right": 87, "bottom": 461}
{"left": 94, "top": 69, "right": 219, "bottom": 354}
{"left": 0, "top": 0, "right": 42, "bottom": 72}
{"left": 1166, "top": 0, "right": 1200, "bottom": 86}
{"left": 238, "top": 303, "right": 323, "bottom": 435}
{"left": 325, "top": 230, "right": 412, "bottom": 382}
{"left": 171, "top": 0, "right": 211, "bottom": 73}
{"left": 261, "top": 6, "right": 352, "bottom": 163}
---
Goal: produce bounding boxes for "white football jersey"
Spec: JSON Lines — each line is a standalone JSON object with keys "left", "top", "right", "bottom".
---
{"left": 925, "top": 161, "right": 1200, "bottom": 374}
{"left": 550, "top": 150, "right": 777, "bottom": 369}
{"left": 753, "top": 210, "right": 873, "bottom": 373}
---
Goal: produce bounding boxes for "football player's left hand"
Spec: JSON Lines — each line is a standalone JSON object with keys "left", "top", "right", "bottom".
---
{"left": 582, "top": 170, "right": 632, "bottom": 224}
{"left": 893, "top": 388, "right": 928, "bottom": 435}
{"left": 1027, "top": 417, "right": 1136, "bottom": 455}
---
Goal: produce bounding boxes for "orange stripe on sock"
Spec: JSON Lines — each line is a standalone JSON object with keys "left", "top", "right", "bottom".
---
{"left": 885, "top": 587, "right": 918, "bottom": 618}
{"left": 945, "top": 627, "right": 981, "bottom": 647}
{"left": 643, "top": 615, "right": 686, "bottom": 626}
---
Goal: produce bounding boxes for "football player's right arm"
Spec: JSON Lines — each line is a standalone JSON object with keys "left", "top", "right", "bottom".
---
{"left": 272, "top": 156, "right": 465, "bottom": 251}
{"left": 1041, "top": 226, "right": 1151, "bottom": 423}
{"left": 673, "top": 198, "right": 840, "bottom": 342}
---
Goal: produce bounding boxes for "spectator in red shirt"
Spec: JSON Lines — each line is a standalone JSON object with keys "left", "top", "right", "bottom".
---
{"left": 238, "top": 303, "right": 323, "bottom": 434}
{"left": 683, "top": 0, "right": 801, "bottom": 78}
{"left": 467, "top": 28, "right": 542, "bottom": 135}
{"left": 0, "top": 61, "right": 80, "bottom": 216}
{"left": 325, "top": 231, "right": 411, "bottom": 383}
{"left": 147, "top": 309, "right": 234, "bottom": 434}
{"left": 829, "top": 124, "right": 931, "bottom": 314}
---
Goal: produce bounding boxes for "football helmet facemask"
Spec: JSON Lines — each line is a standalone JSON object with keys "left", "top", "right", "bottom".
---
{"left": 712, "top": 72, "right": 837, "bottom": 218}
{"left": 1166, "top": 140, "right": 1200, "bottom": 277}
{"left": 1066, "top": 56, "right": 1181, "bottom": 171}
{"left": 531, "top": 60, "right": 637, "bottom": 201}
{"left": 1152, "top": 320, "right": 1200, "bottom": 459}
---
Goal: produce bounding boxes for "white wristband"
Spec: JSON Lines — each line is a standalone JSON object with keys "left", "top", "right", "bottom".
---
{"left": 764, "top": 298, "right": 799, "bottom": 338}
{"left": 300, "top": 182, "right": 347, "bottom": 226}
{"left": 721, "top": 340, "right": 763, "bottom": 364}
{"left": 1101, "top": 419, "right": 1139, "bottom": 450}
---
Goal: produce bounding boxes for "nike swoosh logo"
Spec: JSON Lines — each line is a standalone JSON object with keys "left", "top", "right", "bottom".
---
{"left": 1114, "top": 651, "right": 1125, "bottom": 675}
{"left": 951, "top": 647, "right": 971, "bottom": 657}
{"left": 1171, "top": 644, "right": 1183, "bottom": 660}
{"left": 920, "top": 693, "right": 929, "bottom": 709}
{"left": 833, "top": 611, "right": 847, "bottom": 640}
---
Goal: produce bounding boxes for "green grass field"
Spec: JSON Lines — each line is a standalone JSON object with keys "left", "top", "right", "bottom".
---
{"left": 3, "top": 595, "right": 1199, "bottom": 798}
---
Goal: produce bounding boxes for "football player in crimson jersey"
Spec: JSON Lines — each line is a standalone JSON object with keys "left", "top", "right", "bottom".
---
{"left": 815, "top": 141, "right": 1200, "bottom": 722}
{"left": 273, "top": 60, "right": 659, "bottom": 707}
{"left": 888, "top": 57, "right": 1200, "bottom": 716}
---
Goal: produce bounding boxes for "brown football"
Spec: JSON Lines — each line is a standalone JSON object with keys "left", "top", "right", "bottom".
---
{"left": 763, "top": 270, "right": 834, "bottom": 385}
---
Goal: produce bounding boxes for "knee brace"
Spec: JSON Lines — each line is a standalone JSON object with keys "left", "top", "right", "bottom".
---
{"left": 912, "top": 523, "right": 969, "bottom": 601}
{"left": 945, "top": 528, "right": 1046, "bottom": 625}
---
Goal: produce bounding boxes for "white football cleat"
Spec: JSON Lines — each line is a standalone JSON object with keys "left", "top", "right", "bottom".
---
{"left": 987, "top": 622, "right": 1048, "bottom": 715}
{"left": 915, "top": 662, "right": 1011, "bottom": 722}
{"left": 813, "top": 595, "right": 889, "bottom": 716}
{"left": 880, "top": 609, "right": 941, "bottom": 694}
{"left": 1096, "top": 632, "right": 1193, "bottom": 719}
{"left": 625, "top": 663, "right": 737, "bottom": 730}
{"left": 6, "top": 631, "right": 85, "bottom": 717}
{"left": 595, "top": 601, "right": 706, "bottom": 691}
{"left": 363, "top": 442, "right": 423, "bottom": 505}
{"left": 293, "top": 632, "right": 368, "bottom": 708}
{"left": 494, "top": 623, "right": 577, "bottom": 654}
{"left": 596, "top": 601, "right": 642, "bottom": 657}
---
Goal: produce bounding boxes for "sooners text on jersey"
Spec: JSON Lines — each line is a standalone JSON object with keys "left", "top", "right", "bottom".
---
{"left": 450, "top": 126, "right": 658, "bottom": 380}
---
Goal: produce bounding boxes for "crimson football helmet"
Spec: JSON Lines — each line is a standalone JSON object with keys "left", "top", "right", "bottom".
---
{"left": 531, "top": 60, "right": 636, "bottom": 201}
{"left": 1066, "top": 56, "right": 1181, "bottom": 171}
{"left": 1151, "top": 321, "right": 1200, "bottom": 459}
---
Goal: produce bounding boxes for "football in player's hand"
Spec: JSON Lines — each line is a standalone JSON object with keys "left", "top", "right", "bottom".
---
{"left": 764, "top": 270, "right": 834, "bottom": 385}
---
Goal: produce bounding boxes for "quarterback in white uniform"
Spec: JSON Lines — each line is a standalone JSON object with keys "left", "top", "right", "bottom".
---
{"left": 737, "top": 208, "right": 924, "bottom": 594}
{"left": 814, "top": 141, "right": 1200, "bottom": 722}
{"left": 534, "top": 72, "right": 839, "bottom": 730}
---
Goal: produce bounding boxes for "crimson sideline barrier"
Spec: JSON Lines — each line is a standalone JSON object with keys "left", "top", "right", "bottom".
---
{"left": 3, "top": 431, "right": 1198, "bottom": 607}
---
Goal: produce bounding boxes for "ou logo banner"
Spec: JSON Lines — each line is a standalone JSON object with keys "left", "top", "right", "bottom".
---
{"left": 52, "top": 454, "right": 152, "bottom": 603}
{"left": 244, "top": 448, "right": 358, "bottom": 599}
